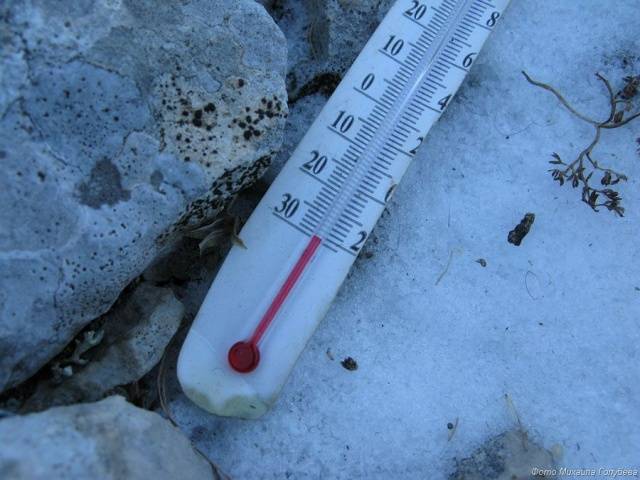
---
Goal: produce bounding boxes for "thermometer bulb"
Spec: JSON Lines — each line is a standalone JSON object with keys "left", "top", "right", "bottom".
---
{"left": 228, "top": 235, "right": 323, "bottom": 373}
{"left": 228, "top": 341, "right": 260, "bottom": 373}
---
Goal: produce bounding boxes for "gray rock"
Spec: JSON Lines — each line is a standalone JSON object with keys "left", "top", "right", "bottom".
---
{"left": 0, "top": 0, "right": 287, "bottom": 392}
{"left": 23, "top": 283, "right": 184, "bottom": 411}
{"left": 270, "top": 0, "right": 394, "bottom": 85}
{"left": 0, "top": 396, "right": 214, "bottom": 480}
{"left": 308, "top": 0, "right": 395, "bottom": 74}
{"left": 449, "top": 429, "right": 557, "bottom": 480}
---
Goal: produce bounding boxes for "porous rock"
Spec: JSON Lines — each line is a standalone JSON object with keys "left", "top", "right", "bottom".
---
{"left": 0, "top": 396, "right": 213, "bottom": 480}
{"left": 0, "top": 0, "right": 287, "bottom": 392}
{"left": 23, "top": 282, "right": 184, "bottom": 412}
{"left": 308, "top": 0, "right": 395, "bottom": 74}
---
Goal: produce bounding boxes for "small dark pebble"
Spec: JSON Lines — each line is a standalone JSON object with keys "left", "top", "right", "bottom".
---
{"left": 341, "top": 357, "right": 358, "bottom": 371}
{"left": 447, "top": 422, "right": 454, "bottom": 430}
{"left": 507, "top": 213, "right": 535, "bottom": 246}
{"left": 476, "top": 258, "right": 487, "bottom": 267}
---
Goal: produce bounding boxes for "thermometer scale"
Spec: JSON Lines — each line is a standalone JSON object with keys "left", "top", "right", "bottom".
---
{"left": 178, "top": 0, "right": 510, "bottom": 418}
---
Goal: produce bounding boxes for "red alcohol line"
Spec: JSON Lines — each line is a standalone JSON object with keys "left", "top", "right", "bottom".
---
{"left": 251, "top": 234, "right": 322, "bottom": 343}
{"left": 228, "top": 235, "right": 323, "bottom": 373}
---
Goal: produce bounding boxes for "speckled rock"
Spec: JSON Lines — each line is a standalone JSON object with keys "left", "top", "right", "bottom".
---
{"left": 0, "top": 0, "right": 287, "bottom": 392}
{"left": 0, "top": 396, "right": 214, "bottom": 480}
{"left": 23, "top": 282, "right": 184, "bottom": 412}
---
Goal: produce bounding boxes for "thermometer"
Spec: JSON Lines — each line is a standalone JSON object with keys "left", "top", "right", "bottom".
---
{"left": 178, "top": 0, "right": 510, "bottom": 418}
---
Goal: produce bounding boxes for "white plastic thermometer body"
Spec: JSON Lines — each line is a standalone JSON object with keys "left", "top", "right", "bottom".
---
{"left": 178, "top": 0, "right": 510, "bottom": 418}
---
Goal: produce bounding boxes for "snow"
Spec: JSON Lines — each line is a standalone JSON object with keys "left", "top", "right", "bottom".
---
{"left": 170, "top": 0, "right": 640, "bottom": 477}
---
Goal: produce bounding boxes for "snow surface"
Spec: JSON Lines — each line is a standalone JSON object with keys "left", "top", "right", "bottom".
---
{"left": 171, "top": 0, "right": 640, "bottom": 477}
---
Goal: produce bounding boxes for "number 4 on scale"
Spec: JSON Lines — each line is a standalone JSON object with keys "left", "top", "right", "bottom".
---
{"left": 438, "top": 94, "right": 451, "bottom": 110}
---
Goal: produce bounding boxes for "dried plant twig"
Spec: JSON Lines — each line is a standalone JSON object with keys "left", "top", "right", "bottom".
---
{"left": 156, "top": 335, "right": 177, "bottom": 427}
{"left": 522, "top": 71, "right": 599, "bottom": 125}
{"left": 504, "top": 393, "right": 528, "bottom": 450}
{"left": 435, "top": 249, "right": 454, "bottom": 286}
{"left": 184, "top": 197, "right": 246, "bottom": 254}
{"left": 156, "top": 333, "right": 232, "bottom": 480}
{"left": 523, "top": 71, "right": 640, "bottom": 216}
